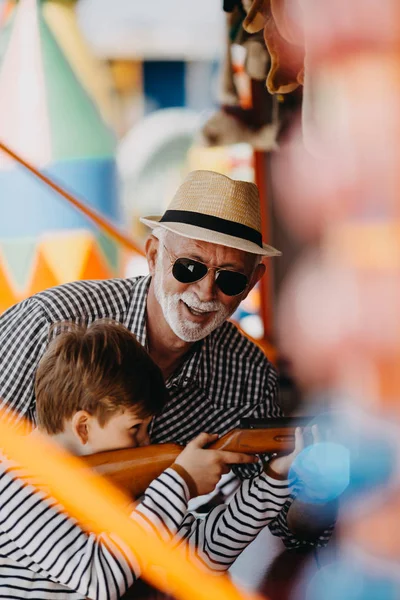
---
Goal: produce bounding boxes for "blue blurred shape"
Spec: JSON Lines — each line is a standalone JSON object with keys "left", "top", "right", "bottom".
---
{"left": 305, "top": 561, "right": 398, "bottom": 600}
{"left": 295, "top": 412, "right": 397, "bottom": 501}
{"left": 290, "top": 442, "right": 350, "bottom": 503}
{"left": 347, "top": 434, "right": 396, "bottom": 497}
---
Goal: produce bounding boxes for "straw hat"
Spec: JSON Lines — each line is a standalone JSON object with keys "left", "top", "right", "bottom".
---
{"left": 140, "top": 170, "right": 281, "bottom": 257}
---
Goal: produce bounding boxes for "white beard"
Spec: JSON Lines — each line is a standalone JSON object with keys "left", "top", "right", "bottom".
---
{"left": 153, "top": 252, "right": 231, "bottom": 342}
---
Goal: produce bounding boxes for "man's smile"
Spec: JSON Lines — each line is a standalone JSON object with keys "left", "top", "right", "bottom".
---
{"left": 181, "top": 300, "right": 216, "bottom": 319}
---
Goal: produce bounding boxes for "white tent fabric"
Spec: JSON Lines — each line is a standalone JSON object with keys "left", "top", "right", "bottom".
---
{"left": 0, "top": 0, "right": 51, "bottom": 169}
{"left": 77, "top": 0, "right": 224, "bottom": 60}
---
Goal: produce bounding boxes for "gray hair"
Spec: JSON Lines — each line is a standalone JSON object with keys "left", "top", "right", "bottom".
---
{"left": 151, "top": 227, "right": 172, "bottom": 245}
{"left": 151, "top": 226, "right": 165, "bottom": 241}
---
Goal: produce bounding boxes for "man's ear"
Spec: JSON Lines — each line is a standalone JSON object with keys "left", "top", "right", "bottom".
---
{"left": 145, "top": 235, "right": 160, "bottom": 276}
{"left": 243, "top": 262, "right": 266, "bottom": 299}
{"left": 71, "top": 411, "right": 91, "bottom": 446}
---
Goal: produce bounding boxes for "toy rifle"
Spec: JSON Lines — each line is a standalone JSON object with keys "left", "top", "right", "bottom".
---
{"left": 84, "top": 416, "right": 314, "bottom": 499}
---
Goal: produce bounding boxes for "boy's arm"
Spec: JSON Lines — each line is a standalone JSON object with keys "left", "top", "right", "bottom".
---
{"left": 0, "top": 463, "right": 190, "bottom": 600}
{"left": 173, "top": 471, "right": 294, "bottom": 572}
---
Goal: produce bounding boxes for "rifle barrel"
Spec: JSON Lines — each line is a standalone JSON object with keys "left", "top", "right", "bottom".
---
{"left": 84, "top": 420, "right": 317, "bottom": 498}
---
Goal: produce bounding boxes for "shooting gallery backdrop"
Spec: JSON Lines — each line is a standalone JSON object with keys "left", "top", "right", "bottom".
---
{"left": 0, "top": 0, "right": 264, "bottom": 337}
{"left": 0, "top": 0, "right": 118, "bottom": 313}
{"left": 1, "top": 1, "right": 400, "bottom": 598}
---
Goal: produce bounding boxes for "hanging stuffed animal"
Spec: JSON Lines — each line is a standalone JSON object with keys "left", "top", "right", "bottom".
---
{"left": 201, "top": 103, "right": 279, "bottom": 150}
{"left": 243, "top": 0, "right": 305, "bottom": 94}
{"left": 206, "top": 3, "right": 277, "bottom": 149}
{"left": 204, "top": 0, "right": 301, "bottom": 149}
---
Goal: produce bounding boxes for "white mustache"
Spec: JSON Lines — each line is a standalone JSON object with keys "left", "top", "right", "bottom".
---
{"left": 178, "top": 291, "right": 223, "bottom": 313}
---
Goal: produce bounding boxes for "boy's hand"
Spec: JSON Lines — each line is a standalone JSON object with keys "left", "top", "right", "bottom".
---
{"left": 267, "top": 426, "right": 320, "bottom": 479}
{"left": 174, "top": 432, "right": 258, "bottom": 497}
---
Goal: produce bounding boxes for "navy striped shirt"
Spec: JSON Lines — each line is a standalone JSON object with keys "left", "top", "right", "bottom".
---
{"left": 0, "top": 454, "right": 293, "bottom": 598}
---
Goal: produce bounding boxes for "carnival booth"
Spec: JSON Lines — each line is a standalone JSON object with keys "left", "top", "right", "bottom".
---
{"left": 0, "top": 1, "right": 399, "bottom": 599}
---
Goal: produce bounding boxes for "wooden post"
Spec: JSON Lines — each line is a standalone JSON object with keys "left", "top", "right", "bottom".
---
{"left": 254, "top": 149, "right": 273, "bottom": 340}
{"left": 251, "top": 80, "right": 275, "bottom": 340}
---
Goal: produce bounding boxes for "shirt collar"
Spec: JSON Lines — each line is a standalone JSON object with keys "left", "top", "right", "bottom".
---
{"left": 166, "top": 341, "right": 203, "bottom": 389}
{"left": 133, "top": 275, "right": 210, "bottom": 390}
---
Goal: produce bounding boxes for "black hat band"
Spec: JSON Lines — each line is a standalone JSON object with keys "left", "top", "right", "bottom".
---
{"left": 160, "top": 210, "right": 263, "bottom": 248}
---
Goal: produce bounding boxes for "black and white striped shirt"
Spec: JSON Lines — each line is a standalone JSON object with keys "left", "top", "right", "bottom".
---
{"left": 0, "top": 454, "right": 293, "bottom": 599}
{"left": 0, "top": 276, "right": 330, "bottom": 549}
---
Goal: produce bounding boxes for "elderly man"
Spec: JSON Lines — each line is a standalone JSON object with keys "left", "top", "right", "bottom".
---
{"left": 0, "top": 170, "right": 334, "bottom": 549}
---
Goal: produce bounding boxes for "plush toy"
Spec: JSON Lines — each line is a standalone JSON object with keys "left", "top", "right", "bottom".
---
{"left": 242, "top": 30, "right": 270, "bottom": 81}
{"left": 242, "top": 0, "right": 270, "bottom": 34}
{"left": 219, "top": 3, "right": 271, "bottom": 103}
{"left": 211, "top": 0, "right": 302, "bottom": 148}
{"left": 201, "top": 104, "right": 279, "bottom": 150}
{"left": 263, "top": 7, "right": 304, "bottom": 94}
{"left": 242, "top": 0, "right": 305, "bottom": 94}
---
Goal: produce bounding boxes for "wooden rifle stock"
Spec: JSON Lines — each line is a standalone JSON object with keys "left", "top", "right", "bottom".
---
{"left": 84, "top": 417, "right": 313, "bottom": 498}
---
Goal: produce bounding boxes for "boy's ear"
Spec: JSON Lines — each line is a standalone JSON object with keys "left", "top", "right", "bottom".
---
{"left": 145, "top": 235, "right": 160, "bottom": 276}
{"left": 71, "top": 411, "right": 90, "bottom": 445}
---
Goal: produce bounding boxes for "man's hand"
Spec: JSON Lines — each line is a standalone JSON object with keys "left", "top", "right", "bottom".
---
{"left": 174, "top": 432, "right": 258, "bottom": 497}
{"left": 266, "top": 426, "right": 306, "bottom": 479}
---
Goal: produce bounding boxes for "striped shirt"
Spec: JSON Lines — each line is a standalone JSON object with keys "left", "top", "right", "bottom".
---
{"left": 0, "top": 276, "right": 331, "bottom": 549}
{"left": 0, "top": 454, "right": 293, "bottom": 599}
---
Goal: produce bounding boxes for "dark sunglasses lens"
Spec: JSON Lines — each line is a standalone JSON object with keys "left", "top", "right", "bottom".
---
{"left": 216, "top": 271, "right": 248, "bottom": 296}
{"left": 172, "top": 258, "right": 208, "bottom": 284}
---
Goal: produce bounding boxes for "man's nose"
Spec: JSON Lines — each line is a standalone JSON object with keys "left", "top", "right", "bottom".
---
{"left": 195, "top": 269, "right": 217, "bottom": 301}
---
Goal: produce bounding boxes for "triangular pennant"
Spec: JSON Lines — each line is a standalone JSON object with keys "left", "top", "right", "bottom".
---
{"left": 0, "top": 0, "right": 52, "bottom": 170}
{"left": 0, "top": 238, "right": 37, "bottom": 293}
{"left": 0, "top": 256, "right": 18, "bottom": 313}
{"left": 79, "top": 242, "right": 113, "bottom": 281}
{"left": 27, "top": 248, "right": 59, "bottom": 296}
{"left": 39, "top": 230, "right": 93, "bottom": 284}
{"left": 38, "top": 8, "right": 115, "bottom": 161}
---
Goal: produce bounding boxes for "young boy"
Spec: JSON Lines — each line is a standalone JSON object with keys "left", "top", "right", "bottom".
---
{"left": 0, "top": 321, "right": 298, "bottom": 599}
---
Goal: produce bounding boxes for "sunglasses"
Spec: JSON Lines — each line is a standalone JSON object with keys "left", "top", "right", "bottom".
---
{"left": 163, "top": 245, "right": 249, "bottom": 297}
